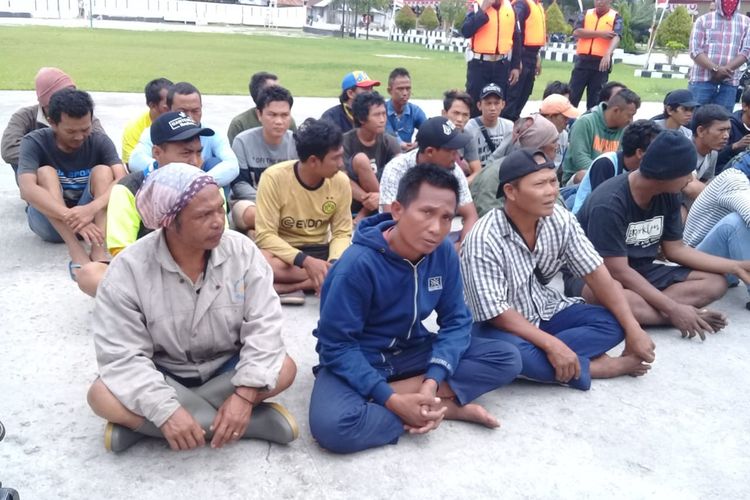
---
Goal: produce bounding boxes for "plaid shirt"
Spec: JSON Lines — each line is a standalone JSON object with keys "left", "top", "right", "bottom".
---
{"left": 460, "top": 205, "right": 602, "bottom": 326}
{"left": 689, "top": 10, "right": 750, "bottom": 86}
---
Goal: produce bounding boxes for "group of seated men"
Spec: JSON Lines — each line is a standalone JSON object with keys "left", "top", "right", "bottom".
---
{"left": 3, "top": 64, "right": 750, "bottom": 455}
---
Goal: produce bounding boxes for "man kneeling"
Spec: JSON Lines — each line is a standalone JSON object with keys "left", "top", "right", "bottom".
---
{"left": 309, "top": 165, "right": 522, "bottom": 454}
{"left": 87, "top": 164, "right": 297, "bottom": 453}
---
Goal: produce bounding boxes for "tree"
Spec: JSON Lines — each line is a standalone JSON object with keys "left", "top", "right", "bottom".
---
{"left": 439, "top": 0, "right": 466, "bottom": 36}
{"left": 546, "top": 1, "right": 571, "bottom": 35}
{"left": 656, "top": 6, "right": 691, "bottom": 49}
{"left": 615, "top": 0, "right": 636, "bottom": 53}
{"left": 419, "top": 5, "right": 439, "bottom": 31}
{"left": 395, "top": 6, "right": 417, "bottom": 33}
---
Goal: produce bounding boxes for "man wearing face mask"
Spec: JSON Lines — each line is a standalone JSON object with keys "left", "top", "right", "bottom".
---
{"left": 461, "top": 0, "right": 522, "bottom": 117}
{"left": 689, "top": 0, "right": 750, "bottom": 113}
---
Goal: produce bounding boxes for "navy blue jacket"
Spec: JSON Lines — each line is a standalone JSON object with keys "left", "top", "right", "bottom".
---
{"left": 313, "top": 213, "right": 472, "bottom": 405}
{"left": 320, "top": 103, "right": 354, "bottom": 134}
{"left": 717, "top": 110, "right": 750, "bottom": 174}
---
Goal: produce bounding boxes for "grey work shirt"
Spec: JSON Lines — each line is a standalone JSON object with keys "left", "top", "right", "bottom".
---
{"left": 92, "top": 229, "right": 287, "bottom": 427}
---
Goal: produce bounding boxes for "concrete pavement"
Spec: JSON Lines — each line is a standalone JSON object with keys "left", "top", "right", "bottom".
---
{"left": 0, "top": 91, "right": 748, "bottom": 499}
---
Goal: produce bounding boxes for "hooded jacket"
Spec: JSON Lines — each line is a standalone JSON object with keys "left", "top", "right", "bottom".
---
{"left": 313, "top": 213, "right": 472, "bottom": 405}
{"left": 561, "top": 102, "right": 624, "bottom": 184}
{"left": 716, "top": 109, "right": 750, "bottom": 174}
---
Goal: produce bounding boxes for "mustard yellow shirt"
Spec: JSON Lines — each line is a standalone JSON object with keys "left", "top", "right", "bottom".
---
{"left": 121, "top": 111, "right": 152, "bottom": 164}
{"left": 255, "top": 160, "right": 352, "bottom": 265}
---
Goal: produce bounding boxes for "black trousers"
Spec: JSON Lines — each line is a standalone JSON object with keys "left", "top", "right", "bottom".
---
{"left": 502, "top": 62, "right": 536, "bottom": 122}
{"left": 568, "top": 57, "right": 610, "bottom": 110}
{"left": 466, "top": 57, "right": 511, "bottom": 117}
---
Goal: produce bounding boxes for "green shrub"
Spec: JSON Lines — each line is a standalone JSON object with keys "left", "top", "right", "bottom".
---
{"left": 546, "top": 1, "right": 571, "bottom": 35}
{"left": 418, "top": 6, "right": 440, "bottom": 31}
{"left": 395, "top": 6, "right": 417, "bottom": 33}
{"left": 656, "top": 6, "right": 691, "bottom": 48}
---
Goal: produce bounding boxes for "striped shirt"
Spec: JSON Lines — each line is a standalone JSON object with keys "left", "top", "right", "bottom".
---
{"left": 689, "top": 11, "right": 750, "bottom": 86}
{"left": 461, "top": 205, "right": 603, "bottom": 325}
{"left": 379, "top": 149, "right": 473, "bottom": 211}
{"left": 684, "top": 167, "right": 750, "bottom": 246}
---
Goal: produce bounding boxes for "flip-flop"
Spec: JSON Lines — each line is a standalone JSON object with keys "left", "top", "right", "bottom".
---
{"left": 68, "top": 261, "right": 82, "bottom": 282}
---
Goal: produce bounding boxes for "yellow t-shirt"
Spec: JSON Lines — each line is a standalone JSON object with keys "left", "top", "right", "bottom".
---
{"left": 121, "top": 111, "right": 152, "bottom": 164}
{"left": 255, "top": 160, "right": 353, "bottom": 265}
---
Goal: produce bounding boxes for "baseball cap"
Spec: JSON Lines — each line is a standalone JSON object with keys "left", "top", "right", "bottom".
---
{"left": 664, "top": 89, "right": 699, "bottom": 108}
{"left": 496, "top": 148, "right": 556, "bottom": 198}
{"left": 416, "top": 117, "right": 471, "bottom": 150}
{"left": 540, "top": 94, "right": 580, "bottom": 119}
{"left": 150, "top": 111, "right": 215, "bottom": 145}
{"left": 341, "top": 71, "right": 381, "bottom": 90}
{"left": 480, "top": 83, "right": 504, "bottom": 100}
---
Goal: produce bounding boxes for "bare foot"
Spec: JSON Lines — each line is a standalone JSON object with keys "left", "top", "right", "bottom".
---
{"left": 442, "top": 400, "right": 499, "bottom": 429}
{"left": 698, "top": 308, "right": 727, "bottom": 332}
{"left": 590, "top": 354, "right": 651, "bottom": 379}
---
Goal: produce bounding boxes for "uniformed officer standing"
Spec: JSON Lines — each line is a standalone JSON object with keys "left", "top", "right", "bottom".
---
{"left": 568, "top": 0, "right": 622, "bottom": 110}
{"left": 462, "top": 0, "right": 522, "bottom": 117}
{"left": 501, "top": 0, "right": 546, "bottom": 122}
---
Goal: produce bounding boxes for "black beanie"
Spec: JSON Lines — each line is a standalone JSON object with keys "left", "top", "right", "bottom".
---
{"left": 638, "top": 130, "right": 697, "bottom": 180}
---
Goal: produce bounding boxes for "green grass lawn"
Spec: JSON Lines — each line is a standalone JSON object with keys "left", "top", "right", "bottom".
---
{"left": 0, "top": 25, "right": 685, "bottom": 101}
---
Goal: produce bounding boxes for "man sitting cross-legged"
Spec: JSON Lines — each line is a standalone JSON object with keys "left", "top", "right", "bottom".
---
{"left": 344, "top": 91, "right": 401, "bottom": 223}
{"left": 76, "top": 111, "right": 215, "bottom": 297}
{"left": 17, "top": 88, "right": 126, "bottom": 280}
{"left": 254, "top": 119, "right": 353, "bottom": 305}
{"left": 572, "top": 131, "right": 750, "bottom": 341}
{"left": 462, "top": 148, "right": 655, "bottom": 391}
{"left": 309, "top": 165, "right": 522, "bottom": 454}
{"left": 86, "top": 164, "right": 298, "bottom": 453}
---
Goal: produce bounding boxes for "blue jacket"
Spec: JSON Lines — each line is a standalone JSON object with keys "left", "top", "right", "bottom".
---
{"left": 313, "top": 213, "right": 472, "bottom": 405}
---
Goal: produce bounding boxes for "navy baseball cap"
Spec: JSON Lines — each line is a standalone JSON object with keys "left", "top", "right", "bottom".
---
{"left": 480, "top": 83, "right": 504, "bottom": 100}
{"left": 496, "top": 148, "right": 556, "bottom": 198}
{"left": 664, "top": 89, "right": 699, "bottom": 108}
{"left": 416, "top": 117, "right": 470, "bottom": 150}
{"left": 150, "top": 111, "right": 214, "bottom": 145}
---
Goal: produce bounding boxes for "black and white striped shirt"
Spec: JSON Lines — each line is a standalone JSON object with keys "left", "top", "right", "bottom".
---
{"left": 684, "top": 167, "right": 750, "bottom": 247}
{"left": 461, "top": 205, "right": 603, "bottom": 325}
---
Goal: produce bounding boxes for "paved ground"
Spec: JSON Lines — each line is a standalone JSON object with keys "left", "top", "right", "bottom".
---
{"left": 1, "top": 91, "right": 749, "bottom": 499}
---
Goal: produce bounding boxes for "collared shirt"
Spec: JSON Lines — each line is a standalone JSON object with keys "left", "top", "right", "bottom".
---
{"left": 379, "top": 149, "right": 473, "bottom": 210}
{"left": 689, "top": 10, "right": 750, "bottom": 86}
{"left": 92, "top": 229, "right": 287, "bottom": 427}
{"left": 461, "top": 205, "right": 602, "bottom": 325}
{"left": 385, "top": 100, "right": 427, "bottom": 143}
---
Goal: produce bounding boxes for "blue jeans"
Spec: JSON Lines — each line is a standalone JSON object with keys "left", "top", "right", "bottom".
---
{"left": 689, "top": 81, "right": 737, "bottom": 114}
{"left": 26, "top": 180, "right": 94, "bottom": 243}
{"left": 472, "top": 304, "right": 625, "bottom": 391}
{"left": 308, "top": 336, "right": 522, "bottom": 454}
{"left": 695, "top": 212, "right": 750, "bottom": 290}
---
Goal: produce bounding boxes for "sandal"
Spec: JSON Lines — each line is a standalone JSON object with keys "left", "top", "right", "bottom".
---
{"left": 68, "top": 261, "right": 82, "bottom": 282}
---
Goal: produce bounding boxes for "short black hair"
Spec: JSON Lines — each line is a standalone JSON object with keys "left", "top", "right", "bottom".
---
{"left": 691, "top": 103, "right": 731, "bottom": 134}
{"left": 249, "top": 71, "right": 278, "bottom": 103}
{"left": 352, "top": 92, "right": 386, "bottom": 127}
{"left": 599, "top": 81, "right": 627, "bottom": 104}
{"left": 388, "top": 67, "right": 410, "bottom": 87}
{"left": 543, "top": 81, "right": 571, "bottom": 99}
{"left": 621, "top": 120, "right": 661, "bottom": 157}
{"left": 294, "top": 118, "right": 343, "bottom": 162}
{"left": 608, "top": 88, "right": 641, "bottom": 110}
{"left": 741, "top": 86, "right": 750, "bottom": 107}
{"left": 144, "top": 78, "right": 173, "bottom": 106}
{"left": 443, "top": 89, "right": 473, "bottom": 112}
{"left": 167, "top": 82, "right": 201, "bottom": 109}
{"left": 256, "top": 85, "right": 293, "bottom": 113}
{"left": 396, "top": 163, "right": 460, "bottom": 208}
{"left": 48, "top": 88, "right": 94, "bottom": 123}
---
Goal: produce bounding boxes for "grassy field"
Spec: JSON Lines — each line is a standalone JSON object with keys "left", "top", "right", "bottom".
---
{"left": 0, "top": 25, "right": 683, "bottom": 101}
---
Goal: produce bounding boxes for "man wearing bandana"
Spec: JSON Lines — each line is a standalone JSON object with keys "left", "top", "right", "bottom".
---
{"left": 86, "top": 164, "right": 298, "bottom": 453}
{"left": 689, "top": 0, "right": 750, "bottom": 113}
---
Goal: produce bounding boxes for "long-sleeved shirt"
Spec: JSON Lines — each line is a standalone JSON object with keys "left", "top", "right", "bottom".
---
{"left": 689, "top": 9, "right": 750, "bottom": 86}
{"left": 561, "top": 102, "right": 624, "bottom": 184}
{"left": 1, "top": 104, "right": 105, "bottom": 167}
{"left": 121, "top": 110, "right": 151, "bottom": 165}
{"left": 254, "top": 160, "right": 352, "bottom": 266}
{"left": 128, "top": 123, "right": 239, "bottom": 187}
{"left": 92, "top": 229, "right": 287, "bottom": 428}
{"left": 461, "top": 3, "right": 523, "bottom": 69}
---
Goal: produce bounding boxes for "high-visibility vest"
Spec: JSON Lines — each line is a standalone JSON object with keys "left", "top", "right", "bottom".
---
{"left": 523, "top": 0, "right": 546, "bottom": 47}
{"left": 472, "top": 0, "right": 516, "bottom": 55}
{"left": 576, "top": 8, "right": 617, "bottom": 57}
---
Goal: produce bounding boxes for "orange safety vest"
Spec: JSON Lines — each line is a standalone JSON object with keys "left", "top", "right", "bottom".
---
{"left": 523, "top": 0, "right": 546, "bottom": 47}
{"left": 576, "top": 8, "right": 617, "bottom": 57}
{"left": 472, "top": 0, "right": 516, "bottom": 55}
